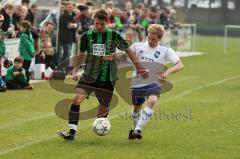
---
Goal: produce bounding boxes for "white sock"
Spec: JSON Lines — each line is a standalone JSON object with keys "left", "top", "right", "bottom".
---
{"left": 135, "top": 107, "right": 154, "bottom": 131}
{"left": 131, "top": 109, "right": 141, "bottom": 129}
{"left": 69, "top": 124, "right": 77, "bottom": 132}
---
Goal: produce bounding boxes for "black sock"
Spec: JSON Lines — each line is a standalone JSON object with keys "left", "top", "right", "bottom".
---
{"left": 69, "top": 104, "right": 80, "bottom": 135}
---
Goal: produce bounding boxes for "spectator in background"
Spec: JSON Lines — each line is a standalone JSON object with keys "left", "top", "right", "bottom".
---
{"left": 121, "top": 9, "right": 131, "bottom": 29}
{"left": 112, "top": 8, "right": 123, "bottom": 31}
{"left": 140, "top": 8, "right": 149, "bottom": 36}
{"left": 0, "top": 3, "right": 18, "bottom": 33}
{"left": 125, "top": 1, "right": 133, "bottom": 13}
{"left": 14, "top": 5, "right": 22, "bottom": 18}
{"left": 43, "top": 22, "right": 56, "bottom": 63}
{"left": 43, "top": 22, "right": 55, "bottom": 46}
{"left": 13, "top": 5, "right": 23, "bottom": 31}
{"left": 31, "top": 40, "right": 54, "bottom": 69}
{"left": 73, "top": 5, "right": 81, "bottom": 19}
{"left": 25, "top": 4, "right": 38, "bottom": 25}
{"left": 60, "top": 3, "right": 66, "bottom": 16}
{"left": 18, "top": 5, "right": 39, "bottom": 52}
{"left": 19, "top": 21, "right": 35, "bottom": 82}
{"left": 20, "top": 6, "right": 28, "bottom": 22}
{"left": 86, "top": 1, "right": 95, "bottom": 18}
{"left": 58, "top": 2, "right": 77, "bottom": 69}
{"left": 132, "top": 10, "right": 143, "bottom": 41}
{"left": 39, "top": 29, "right": 49, "bottom": 45}
{"left": 44, "top": 22, "right": 54, "bottom": 35}
{"left": 148, "top": 6, "right": 158, "bottom": 24}
{"left": 125, "top": 1, "right": 134, "bottom": 24}
{"left": 0, "top": 74, "right": 6, "bottom": 92}
{"left": 0, "top": 14, "right": 5, "bottom": 75}
{"left": 18, "top": 4, "right": 39, "bottom": 52}
{"left": 41, "top": 40, "right": 54, "bottom": 69}
{"left": 106, "top": 7, "right": 116, "bottom": 29}
{"left": 6, "top": 56, "right": 32, "bottom": 90}
{"left": 168, "top": 9, "right": 182, "bottom": 29}
{"left": 136, "top": 3, "right": 145, "bottom": 16}
{"left": 159, "top": 7, "right": 170, "bottom": 29}
{"left": 105, "top": 1, "right": 113, "bottom": 14}
{"left": 21, "top": 0, "right": 31, "bottom": 8}
{"left": 77, "top": 5, "right": 93, "bottom": 34}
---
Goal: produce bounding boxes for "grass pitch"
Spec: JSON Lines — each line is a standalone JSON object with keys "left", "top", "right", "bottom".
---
{"left": 0, "top": 36, "right": 240, "bottom": 159}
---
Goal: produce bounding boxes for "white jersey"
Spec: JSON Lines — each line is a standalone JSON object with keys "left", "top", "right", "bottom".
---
{"left": 131, "top": 41, "right": 180, "bottom": 88}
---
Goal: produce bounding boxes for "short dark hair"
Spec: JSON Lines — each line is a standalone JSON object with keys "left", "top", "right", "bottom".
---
{"left": 86, "top": 1, "right": 94, "bottom": 7}
{"left": 22, "top": 0, "right": 30, "bottom": 4}
{"left": 149, "top": 6, "right": 157, "bottom": 13}
{"left": 14, "top": 56, "right": 24, "bottom": 63}
{"left": 94, "top": 9, "right": 108, "bottom": 21}
{"left": 19, "top": 21, "right": 31, "bottom": 29}
{"left": 31, "top": 4, "right": 38, "bottom": 9}
{"left": 78, "top": 5, "right": 89, "bottom": 12}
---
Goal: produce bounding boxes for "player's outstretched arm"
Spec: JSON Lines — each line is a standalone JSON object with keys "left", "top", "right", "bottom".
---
{"left": 125, "top": 48, "right": 148, "bottom": 78}
{"left": 161, "top": 60, "right": 184, "bottom": 78}
{"left": 73, "top": 52, "right": 87, "bottom": 81}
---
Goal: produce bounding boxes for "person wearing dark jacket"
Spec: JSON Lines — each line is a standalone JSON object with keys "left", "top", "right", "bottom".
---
{"left": 58, "top": 2, "right": 77, "bottom": 68}
{"left": 159, "top": 7, "right": 170, "bottom": 30}
{"left": 25, "top": 4, "right": 38, "bottom": 25}
{"left": 0, "top": 3, "right": 19, "bottom": 32}
{"left": 77, "top": 5, "right": 93, "bottom": 34}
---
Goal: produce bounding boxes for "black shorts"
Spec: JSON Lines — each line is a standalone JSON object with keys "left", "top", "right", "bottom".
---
{"left": 76, "top": 79, "right": 115, "bottom": 107}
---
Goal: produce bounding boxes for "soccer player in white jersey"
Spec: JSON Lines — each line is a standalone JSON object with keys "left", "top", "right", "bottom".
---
{"left": 128, "top": 24, "right": 184, "bottom": 139}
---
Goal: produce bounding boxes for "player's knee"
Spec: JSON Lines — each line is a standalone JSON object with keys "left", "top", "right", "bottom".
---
{"left": 147, "top": 95, "right": 158, "bottom": 107}
{"left": 72, "top": 94, "right": 86, "bottom": 105}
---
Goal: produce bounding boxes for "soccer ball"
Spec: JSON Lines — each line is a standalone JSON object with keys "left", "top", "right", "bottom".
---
{"left": 92, "top": 118, "right": 111, "bottom": 136}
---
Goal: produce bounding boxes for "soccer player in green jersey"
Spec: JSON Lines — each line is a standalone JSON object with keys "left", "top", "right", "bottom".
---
{"left": 58, "top": 9, "right": 148, "bottom": 140}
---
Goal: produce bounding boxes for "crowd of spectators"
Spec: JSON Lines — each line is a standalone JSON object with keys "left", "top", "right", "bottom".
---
{"left": 0, "top": 0, "right": 55, "bottom": 90}
{"left": 0, "top": 0, "right": 181, "bottom": 91}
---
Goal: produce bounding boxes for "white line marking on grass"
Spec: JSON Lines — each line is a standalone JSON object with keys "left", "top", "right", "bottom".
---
{"left": 172, "top": 76, "right": 192, "bottom": 84}
{"left": 1, "top": 75, "right": 239, "bottom": 156}
{"left": 0, "top": 135, "right": 57, "bottom": 156}
{"left": 161, "top": 75, "right": 240, "bottom": 104}
{"left": 0, "top": 114, "right": 54, "bottom": 129}
{"left": 0, "top": 115, "right": 119, "bottom": 156}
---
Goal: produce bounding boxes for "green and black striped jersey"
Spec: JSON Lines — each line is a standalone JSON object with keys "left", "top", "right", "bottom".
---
{"left": 80, "top": 28, "right": 129, "bottom": 82}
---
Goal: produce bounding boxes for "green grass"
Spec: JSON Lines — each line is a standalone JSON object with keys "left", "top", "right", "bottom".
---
{"left": 0, "top": 35, "right": 240, "bottom": 159}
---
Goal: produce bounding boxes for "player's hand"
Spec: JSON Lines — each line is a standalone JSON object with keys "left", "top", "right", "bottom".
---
{"left": 137, "top": 68, "right": 149, "bottom": 79}
{"left": 67, "top": 23, "right": 77, "bottom": 29}
{"left": 67, "top": 23, "right": 73, "bottom": 29}
{"left": 72, "top": 69, "right": 78, "bottom": 81}
{"left": 103, "top": 55, "right": 114, "bottom": 61}
{"left": 158, "top": 72, "right": 168, "bottom": 84}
